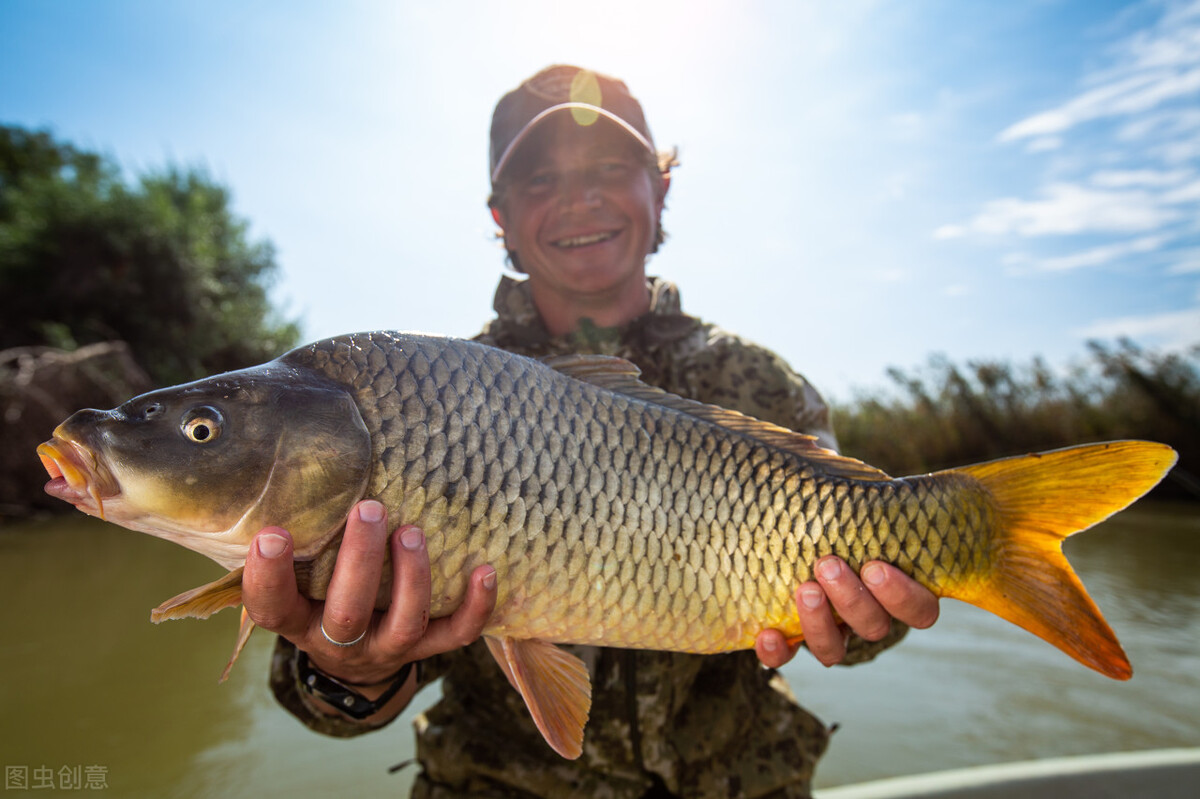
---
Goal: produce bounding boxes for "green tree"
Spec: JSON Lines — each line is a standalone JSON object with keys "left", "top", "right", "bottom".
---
{"left": 0, "top": 125, "right": 299, "bottom": 386}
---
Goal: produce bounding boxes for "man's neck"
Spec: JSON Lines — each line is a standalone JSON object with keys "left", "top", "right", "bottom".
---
{"left": 531, "top": 278, "right": 651, "bottom": 337}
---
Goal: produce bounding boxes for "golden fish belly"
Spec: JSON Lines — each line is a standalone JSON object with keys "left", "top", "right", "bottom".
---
{"left": 294, "top": 333, "right": 997, "bottom": 654}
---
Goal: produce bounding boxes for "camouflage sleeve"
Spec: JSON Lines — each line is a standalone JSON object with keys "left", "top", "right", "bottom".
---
{"left": 668, "top": 327, "right": 907, "bottom": 665}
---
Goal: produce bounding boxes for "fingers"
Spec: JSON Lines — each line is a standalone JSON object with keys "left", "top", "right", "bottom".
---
{"left": 242, "top": 498, "right": 499, "bottom": 695}
{"left": 860, "top": 561, "right": 940, "bottom": 630}
{"left": 243, "top": 527, "right": 311, "bottom": 639}
{"left": 399, "top": 562, "right": 498, "bottom": 663}
{"left": 361, "top": 522, "right": 497, "bottom": 667}
{"left": 319, "top": 500, "right": 389, "bottom": 648}
{"left": 795, "top": 577, "right": 850, "bottom": 667}
{"left": 754, "top": 628, "right": 800, "bottom": 669}
{"left": 814, "top": 557, "right": 894, "bottom": 643}
{"left": 374, "top": 524, "right": 435, "bottom": 656}
{"left": 797, "top": 556, "right": 942, "bottom": 667}
{"left": 304, "top": 503, "right": 420, "bottom": 684}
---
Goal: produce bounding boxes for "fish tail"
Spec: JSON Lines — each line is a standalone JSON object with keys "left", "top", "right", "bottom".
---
{"left": 943, "top": 440, "right": 1176, "bottom": 680}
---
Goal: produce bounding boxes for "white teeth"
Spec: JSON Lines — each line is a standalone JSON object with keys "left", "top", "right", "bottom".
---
{"left": 555, "top": 231, "right": 615, "bottom": 248}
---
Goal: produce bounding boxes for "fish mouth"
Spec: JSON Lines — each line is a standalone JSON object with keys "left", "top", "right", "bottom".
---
{"left": 38, "top": 433, "right": 118, "bottom": 519}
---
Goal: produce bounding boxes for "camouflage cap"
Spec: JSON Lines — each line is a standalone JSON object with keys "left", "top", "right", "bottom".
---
{"left": 490, "top": 64, "right": 656, "bottom": 186}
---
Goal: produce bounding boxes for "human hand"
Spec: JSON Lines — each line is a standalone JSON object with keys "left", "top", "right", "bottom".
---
{"left": 242, "top": 499, "right": 497, "bottom": 697}
{"left": 754, "top": 556, "right": 940, "bottom": 668}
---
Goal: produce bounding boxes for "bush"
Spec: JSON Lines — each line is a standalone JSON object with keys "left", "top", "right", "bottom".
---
{"left": 833, "top": 340, "right": 1200, "bottom": 500}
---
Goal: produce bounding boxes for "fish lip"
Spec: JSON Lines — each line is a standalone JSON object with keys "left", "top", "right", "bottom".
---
{"left": 37, "top": 435, "right": 118, "bottom": 516}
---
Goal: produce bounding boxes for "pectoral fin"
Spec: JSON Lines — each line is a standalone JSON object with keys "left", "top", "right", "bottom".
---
{"left": 484, "top": 635, "right": 592, "bottom": 760}
{"left": 150, "top": 567, "right": 245, "bottom": 623}
{"left": 218, "top": 607, "right": 258, "bottom": 683}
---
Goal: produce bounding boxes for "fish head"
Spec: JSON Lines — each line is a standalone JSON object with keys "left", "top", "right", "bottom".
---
{"left": 38, "top": 363, "right": 372, "bottom": 569}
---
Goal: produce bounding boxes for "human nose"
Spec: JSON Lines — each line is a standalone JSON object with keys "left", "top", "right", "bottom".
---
{"left": 557, "top": 168, "right": 602, "bottom": 209}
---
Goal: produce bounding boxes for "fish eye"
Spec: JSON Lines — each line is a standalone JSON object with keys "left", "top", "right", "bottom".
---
{"left": 181, "top": 406, "right": 224, "bottom": 444}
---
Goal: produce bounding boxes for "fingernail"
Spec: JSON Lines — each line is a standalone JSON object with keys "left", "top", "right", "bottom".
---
{"left": 762, "top": 635, "right": 778, "bottom": 652}
{"left": 358, "top": 500, "right": 384, "bottom": 523}
{"left": 800, "top": 586, "right": 824, "bottom": 609}
{"left": 863, "top": 563, "right": 886, "bottom": 586}
{"left": 257, "top": 533, "right": 287, "bottom": 559}
{"left": 400, "top": 526, "right": 424, "bottom": 551}
{"left": 817, "top": 558, "right": 842, "bottom": 582}
{"left": 481, "top": 567, "right": 496, "bottom": 591}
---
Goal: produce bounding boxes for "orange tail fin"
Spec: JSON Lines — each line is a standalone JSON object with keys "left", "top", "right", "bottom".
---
{"left": 943, "top": 440, "right": 1176, "bottom": 680}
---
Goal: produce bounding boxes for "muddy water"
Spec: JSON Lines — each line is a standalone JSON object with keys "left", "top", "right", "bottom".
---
{"left": 1, "top": 502, "right": 1197, "bottom": 797}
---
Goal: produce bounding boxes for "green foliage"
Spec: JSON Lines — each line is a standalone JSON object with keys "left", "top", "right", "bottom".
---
{"left": 833, "top": 340, "right": 1200, "bottom": 499}
{"left": 0, "top": 125, "right": 300, "bottom": 386}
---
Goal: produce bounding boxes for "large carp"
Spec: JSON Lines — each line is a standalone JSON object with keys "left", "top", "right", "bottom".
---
{"left": 38, "top": 332, "right": 1175, "bottom": 758}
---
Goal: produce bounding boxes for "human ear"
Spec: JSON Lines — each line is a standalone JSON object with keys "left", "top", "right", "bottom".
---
{"left": 490, "top": 205, "right": 512, "bottom": 250}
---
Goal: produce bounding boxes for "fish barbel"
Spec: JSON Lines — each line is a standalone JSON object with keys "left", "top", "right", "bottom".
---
{"left": 38, "top": 332, "right": 1176, "bottom": 758}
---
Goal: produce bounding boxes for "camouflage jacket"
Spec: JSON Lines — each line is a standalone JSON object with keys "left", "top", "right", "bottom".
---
{"left": 271, "top": 275, "right": 908, "bottom": 798}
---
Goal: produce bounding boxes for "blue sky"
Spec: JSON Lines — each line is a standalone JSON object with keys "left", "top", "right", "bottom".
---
{"left": 3, "top": 0, "right": 1197, "bottom": 400}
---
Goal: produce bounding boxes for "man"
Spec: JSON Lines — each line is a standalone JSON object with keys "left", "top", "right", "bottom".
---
{"left": 243, "top": 65, "right": 939, "bottom": 797}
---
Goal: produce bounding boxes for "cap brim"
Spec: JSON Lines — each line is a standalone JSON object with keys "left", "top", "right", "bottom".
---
{"left": 490, "top": 102, "right": 656, "bottom": 185}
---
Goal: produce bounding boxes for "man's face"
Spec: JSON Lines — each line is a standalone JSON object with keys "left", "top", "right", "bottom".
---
{"left": 493, "top": 116, "right": 666, "bottom": 304}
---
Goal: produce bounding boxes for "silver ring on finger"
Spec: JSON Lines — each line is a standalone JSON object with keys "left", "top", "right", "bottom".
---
{"left": 321, "top": 620, "right": 367, "bottom": 648}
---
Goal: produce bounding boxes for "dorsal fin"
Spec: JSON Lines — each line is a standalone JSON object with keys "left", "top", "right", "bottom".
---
{"left": 543, "top": 354, "right": 892, "bottom": 482}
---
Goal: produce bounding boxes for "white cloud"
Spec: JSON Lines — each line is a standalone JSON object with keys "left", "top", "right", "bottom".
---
{"left": 945, "top": 182, "right": 1185, "bottom": 237}
{"left": 1166, "top": 247, "right": 1200, "bottom": 273}
{"left": 1032, "top": 235, "right": 1169, "bottom": 271}
{"left": 1157, "top": 136, "right": 1200, "bottom": 163}
{"left": 1117, "top": 107, "right": 1200, "bottom": 141}
{"left": 933, "top": 224, "right": 966, "bottom": 240}
{"left": 1075, "top": 307, "right": 1200, "bottom": 350}
{"left": 1120, "top": 0, "right": 1200, "bottom": 71}
{"left": 1163, "top": 176, "right": 1200, "bottom": 202}
{"left": 937, "top": 2, "right": 1200, "bottom": 259}
{"left": 1000, "top": 1, "right": 1200, "bottom": 143}
{"left": 1090, "top": 168, "right": 1193, "bottom": 187}
{"left": 1025, "top": 136, "right": 1063, "bottom": 153}
{"left": 997, "top": 70, "right": 1198, "bottom": 141}
{"left": 1118, "top": 107, "right": 1200, "bottom": 162}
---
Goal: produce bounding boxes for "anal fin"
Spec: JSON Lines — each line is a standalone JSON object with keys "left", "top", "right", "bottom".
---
{"left": 151, "top": 567, "right": 245, "bottom": 623}
{"left": 484, "top": 635, "right": 592, "bottom": 760}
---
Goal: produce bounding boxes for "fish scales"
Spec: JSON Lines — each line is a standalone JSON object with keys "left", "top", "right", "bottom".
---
{"left": 294, "top": 333, "right": 992, "bottom": 653}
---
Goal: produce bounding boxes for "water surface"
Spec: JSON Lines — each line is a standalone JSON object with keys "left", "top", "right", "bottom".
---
{"left": 1, "top": 502, "right": 1196, "bottom": 796}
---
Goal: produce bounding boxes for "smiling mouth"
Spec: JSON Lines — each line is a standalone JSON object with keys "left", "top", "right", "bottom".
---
{"left": 553, "top": 231, "right": 617, "bottom": 249}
